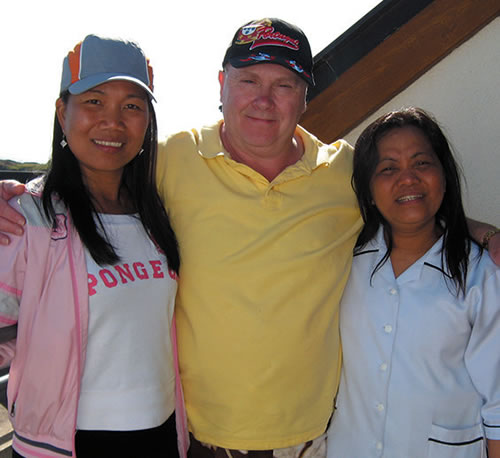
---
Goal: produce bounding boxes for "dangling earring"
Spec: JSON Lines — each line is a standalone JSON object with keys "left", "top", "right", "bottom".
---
{"left": 138, "top": 148, "right": 144, "bottom": 156}
{"left": 60, "top": 135, "right": 67, "bottom": 149}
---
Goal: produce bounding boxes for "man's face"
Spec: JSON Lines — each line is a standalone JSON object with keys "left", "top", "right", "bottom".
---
{"left": 219, "top": 64, "right": 307, "bottom": 155}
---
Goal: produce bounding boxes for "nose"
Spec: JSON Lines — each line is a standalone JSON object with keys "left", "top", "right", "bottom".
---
{"left": 252, "top": 86, "right": 274, "bottom": 111}
{"left": 100, "top": 105, "right": 125, "bottom": 129}
{"left": 397, "top": 167, "right": 420, "bottom": 185}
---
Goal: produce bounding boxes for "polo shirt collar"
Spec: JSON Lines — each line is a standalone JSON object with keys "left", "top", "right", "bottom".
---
{"left": 368, "top": 226, "right": 450, "bottom": 283}
{"left": 195, "top": 121, "right": 327, "bottom": 171}
{"left": 196, "top": 120, "right": 226, "bottom": 159}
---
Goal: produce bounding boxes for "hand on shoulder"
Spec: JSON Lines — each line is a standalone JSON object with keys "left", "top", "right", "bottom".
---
{"left": 0, "top": 180, "right": 26, "bottom": 244}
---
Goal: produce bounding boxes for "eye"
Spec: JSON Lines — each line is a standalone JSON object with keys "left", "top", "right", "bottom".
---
{"left": 414, "top": 159, "right": 437, "bottom": 169}
{"left": 377, "top": 166, "right": 396, "bottom": 175}
{"left": 84, "top": 98, "right": 101, "bottom": 105}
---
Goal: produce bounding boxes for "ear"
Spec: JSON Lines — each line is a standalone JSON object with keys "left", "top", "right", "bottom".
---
{"left": 301, "top": 99, "right": 307, "bottom": 116}
{"left": 301, "top": 85, "right": 308, "bottom": 115}
{"left": 55, "top": 98, "right": 67, "bottom": 133}
{"left": 218, "top": 70, "right": 226, "bottom": 101}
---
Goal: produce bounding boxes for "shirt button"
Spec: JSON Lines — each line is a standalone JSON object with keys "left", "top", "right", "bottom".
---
{"left": 389, "top": 288, "right": 397, "bottom": 295}
{"left": 380, "top": 363, "right": 388, "bottom": 371}
{"left": 376, "top": 441, "right": 383, "bottom": 450}
{"left": 384, "top": 324, "right": 393, "bottom": 333}
{"left": 376, "top": 403, "right": 385, "bottom": 412}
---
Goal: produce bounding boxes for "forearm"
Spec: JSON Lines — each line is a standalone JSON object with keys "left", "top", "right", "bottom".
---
{"left": 467, "top": 217, "right": 496, "bottom": 242}
{"left": 467, "top": 217, "right": 500, "bottom": 266}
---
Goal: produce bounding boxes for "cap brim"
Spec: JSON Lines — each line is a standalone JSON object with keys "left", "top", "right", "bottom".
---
{"left": 68, "top": 73, "right": 156, "bottom": 101}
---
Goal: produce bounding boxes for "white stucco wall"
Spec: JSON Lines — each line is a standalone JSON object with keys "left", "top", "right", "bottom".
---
{"left": 344, "top": 17, "right": 500, "bottom": 227}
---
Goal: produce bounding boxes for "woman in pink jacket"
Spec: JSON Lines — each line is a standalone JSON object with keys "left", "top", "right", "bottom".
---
{"left": 0, "top": 35, "right": 187, "bottom": 457}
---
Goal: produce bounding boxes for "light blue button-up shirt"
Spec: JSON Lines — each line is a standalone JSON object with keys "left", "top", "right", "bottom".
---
{"left": 327, "top": 228, "right": 500, "bottom": 458}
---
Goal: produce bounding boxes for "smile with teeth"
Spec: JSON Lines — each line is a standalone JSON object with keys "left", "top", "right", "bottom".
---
{"left": 397, "top": 194, "right": 423, "bottom": 202}
{"left": 93, "top": 139, "right": 123, "bottom": 147}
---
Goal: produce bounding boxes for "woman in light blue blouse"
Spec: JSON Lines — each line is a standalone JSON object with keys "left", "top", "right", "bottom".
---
{"left": 327, "top": 107, "right": 500, "bottom": 458}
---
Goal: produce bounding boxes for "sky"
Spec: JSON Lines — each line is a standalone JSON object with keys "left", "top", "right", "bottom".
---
{"left": 2, "top": 0, "right": 380, "bottom": 164}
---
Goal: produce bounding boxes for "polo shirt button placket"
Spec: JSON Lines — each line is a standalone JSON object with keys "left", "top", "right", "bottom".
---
{"left": 262, "top": 186, "right": 282, "bottom": 210}
{"left": 374, "top": 400, "right": 386, "bottom": 456}
{"left": 383, "top": 286, "right": 397, "bottom": 336}
{"left": 377, "top": 285, "right": 396, "bottom": 457}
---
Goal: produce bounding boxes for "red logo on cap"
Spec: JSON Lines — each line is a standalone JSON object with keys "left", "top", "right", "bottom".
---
{"left": 236, "top": 19, "right": 300, "bottom": 51}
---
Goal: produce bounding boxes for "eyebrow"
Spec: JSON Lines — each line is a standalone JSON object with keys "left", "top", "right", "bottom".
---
{"left": 236, "top": 69, "right": 300, "bottom": 85}
{"left": 378, "top": 150, "right": 433, "bottom": 161}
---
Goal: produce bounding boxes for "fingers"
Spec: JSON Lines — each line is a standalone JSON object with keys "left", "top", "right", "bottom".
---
{"left": 0, "top": 180, "right": 25, "bottom": 200}
{"left": 0, "top": 180, "right": 26, "bottom": 244}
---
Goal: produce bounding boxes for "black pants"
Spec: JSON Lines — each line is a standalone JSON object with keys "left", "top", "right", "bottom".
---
{"left": 13, "top": 412, "right": 178, "bottom": 458}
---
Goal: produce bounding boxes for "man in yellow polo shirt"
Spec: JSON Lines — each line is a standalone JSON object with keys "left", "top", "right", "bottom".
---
{"left": 156, "top": 18, "right": 362, "bottom": 457}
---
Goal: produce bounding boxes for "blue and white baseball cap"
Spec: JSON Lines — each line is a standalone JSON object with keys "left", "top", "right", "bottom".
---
{"left": 60, "top": 34, "right": 155, "bottom": 100}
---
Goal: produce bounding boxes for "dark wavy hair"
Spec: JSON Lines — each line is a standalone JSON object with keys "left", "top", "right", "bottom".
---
{"left": 41, "top": 91, "right": 180, "bottom": 272}
{"left": 352, "top": 107, "right": 478, "bottom": 295}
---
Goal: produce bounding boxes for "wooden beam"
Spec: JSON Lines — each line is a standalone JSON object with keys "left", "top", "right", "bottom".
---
{"left": 300, "top": 0, "right": 500, "bottom": 143}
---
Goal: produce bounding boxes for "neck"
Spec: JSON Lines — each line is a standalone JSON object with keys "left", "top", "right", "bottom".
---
{"left": 85, "top": 174, "right": 135, "bottom": 215}
{"left": 388, "top": 223, "right": 442, "bottom": 277}
{"left": 220, "top": 124, "right": 304, "bottom": 181}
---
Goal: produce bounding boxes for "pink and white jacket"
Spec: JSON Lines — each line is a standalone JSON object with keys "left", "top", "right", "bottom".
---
{"left": 0, "top": 187, "right": 188, "bottom": 458}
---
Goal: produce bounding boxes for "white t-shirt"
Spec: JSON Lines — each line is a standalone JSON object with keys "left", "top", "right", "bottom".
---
{"left": 76, "top": 213, "right": 178, "bottom": 431}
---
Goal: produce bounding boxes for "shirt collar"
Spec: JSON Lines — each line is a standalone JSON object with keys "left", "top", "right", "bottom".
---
{"left": 365, "top": 226, "right": 450, "bottom": 282}
{"left": 196, "top": 120, "right": 226, "bottom": 159}
{"left": 195, "top": 121, "right": 330, "bottom": 170}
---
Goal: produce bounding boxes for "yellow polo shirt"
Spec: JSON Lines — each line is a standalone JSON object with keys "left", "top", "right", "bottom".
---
{"left": 157, "top": 121, "right": 362, "bottom": 450}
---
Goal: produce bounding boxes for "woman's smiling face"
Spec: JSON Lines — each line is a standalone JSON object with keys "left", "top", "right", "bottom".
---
{"left": 370, "top": 125, "right": 446, "bottom": 236}
{"left": 56, "top": 80, "right": 150, "bottom": 185}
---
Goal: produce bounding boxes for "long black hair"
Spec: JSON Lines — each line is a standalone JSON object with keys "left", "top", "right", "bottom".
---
{"left": 352, "top": 107, "right": 478, "bottom": 295}
{"left": 41, "top": 91, "right": 180, "bottom": 273}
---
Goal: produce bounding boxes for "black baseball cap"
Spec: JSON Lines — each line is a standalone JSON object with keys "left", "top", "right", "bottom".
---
{"left": 222, "top": 18, "right": 315, "bottom": 86}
